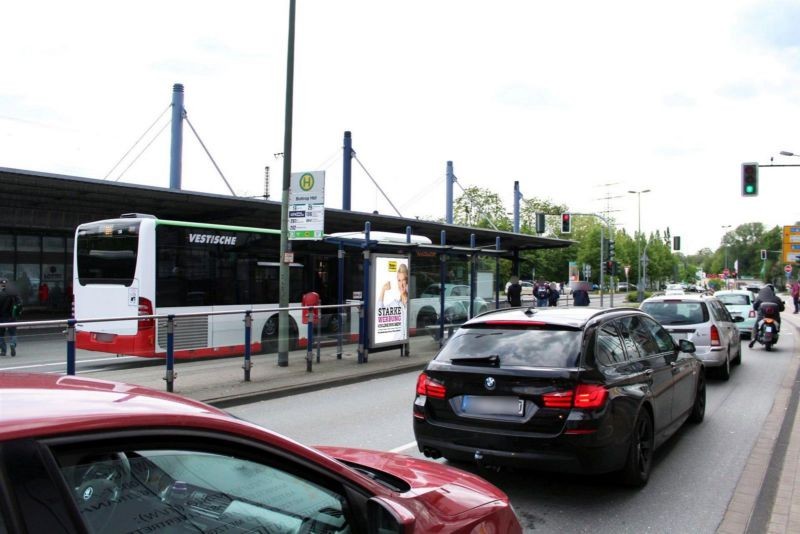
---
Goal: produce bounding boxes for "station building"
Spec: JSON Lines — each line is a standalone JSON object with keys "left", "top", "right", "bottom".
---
{"left": 0, "top": 166, "right": 570, "bottom": 319}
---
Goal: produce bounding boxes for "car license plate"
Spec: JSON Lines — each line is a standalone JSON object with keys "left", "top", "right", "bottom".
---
{"left": 461, "top": 396, "right": 524, "bottom": 416}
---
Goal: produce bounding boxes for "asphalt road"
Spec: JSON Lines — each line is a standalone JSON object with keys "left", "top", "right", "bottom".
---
{"left": 228, "top": 333, "right": 796, "bottom": 534}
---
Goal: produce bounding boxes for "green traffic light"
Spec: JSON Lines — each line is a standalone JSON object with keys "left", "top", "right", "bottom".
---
{"left": 745, "top": 184, "right": 755, "bottom": 194}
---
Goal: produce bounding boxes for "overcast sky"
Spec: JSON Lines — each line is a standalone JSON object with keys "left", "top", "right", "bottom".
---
{"left": 3, "top": 1, "right": 799, "bottom": 255}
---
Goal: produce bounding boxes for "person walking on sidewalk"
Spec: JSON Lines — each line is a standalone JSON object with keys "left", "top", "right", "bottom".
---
{"left": 506, "top": 276, "right": 522, "bottom": 307}
{"left": 792, "top": 279, "right": 800, "bottom": 314}
{"left": 0, "top": 279, "right": 21, "bottom": 357}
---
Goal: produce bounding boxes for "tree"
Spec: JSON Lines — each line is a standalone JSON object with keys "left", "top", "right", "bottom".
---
{"left": 452, "top": 187, "right": 511, "bottom": 230}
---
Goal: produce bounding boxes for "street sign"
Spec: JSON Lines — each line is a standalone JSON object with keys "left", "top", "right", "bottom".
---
{"left": 782, "top": 226, "right": 800, "bottom": 263}
{"left": 785, "top": 264, "right": 793, "bottom": 273}
{"left": 289, "top": 171, "right": 325, "bottom": 240}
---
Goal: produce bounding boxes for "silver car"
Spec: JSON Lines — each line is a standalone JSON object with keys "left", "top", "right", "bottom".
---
{"left": 641, "top": 294, "right": 743, "bottom": 380}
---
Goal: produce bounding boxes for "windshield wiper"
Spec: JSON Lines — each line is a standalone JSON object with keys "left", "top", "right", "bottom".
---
{"left": 449, "top": 355, "right": 500, "bottom": 367}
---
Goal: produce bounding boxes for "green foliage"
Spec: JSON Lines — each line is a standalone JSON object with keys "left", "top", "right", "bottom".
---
{"left": 448, "top": 186, "right": 786, "bottom": 290}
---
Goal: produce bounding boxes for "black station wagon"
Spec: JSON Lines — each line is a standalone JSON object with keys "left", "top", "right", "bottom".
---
{"left": 413, "top": 306, "right": 704, "bottom": 486}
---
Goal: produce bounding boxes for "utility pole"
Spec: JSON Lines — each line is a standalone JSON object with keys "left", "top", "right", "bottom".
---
{"left": 278, "top": 0, "right": 296, "bottom": 367}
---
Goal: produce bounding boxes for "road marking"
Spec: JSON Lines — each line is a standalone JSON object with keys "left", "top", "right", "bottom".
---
{"left": 389, "top": 441, "right": 417, "bottom": 453}
{"left": 0, "top": 355, "right": 139, "bottom": 371}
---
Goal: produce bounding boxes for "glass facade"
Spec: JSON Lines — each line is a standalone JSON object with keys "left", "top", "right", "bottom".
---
{"left": 0, "top": 232, "right": 72, "bottom": 312}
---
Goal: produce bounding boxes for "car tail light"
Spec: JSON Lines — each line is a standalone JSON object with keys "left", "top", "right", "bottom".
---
{"left": 749, "top": 310, "right": 756, "bottom": 318}
{"left": 574, "top": 384, "right": 608, "bottom": 409}
{"left": 138, "top": 297, "right": 154, "bottom": 331}
{"left": 416, "top": 373, "right": 446, "bottom": 399}
{"left": 710, "top": 324, "right": 720, "bottom": 346}
{"left": 542, "top": 390, "right": 573, "bottom": 408}
{"left": 542, "top": 384, "right": 608, "bottom": 410}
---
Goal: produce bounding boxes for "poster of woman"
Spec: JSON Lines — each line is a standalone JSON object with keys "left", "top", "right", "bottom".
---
{"left": 372, "top": 254, "right": 410, "bottom": 346}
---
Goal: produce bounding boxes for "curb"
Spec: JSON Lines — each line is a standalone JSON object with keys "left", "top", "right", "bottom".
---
{"left": 717, "top": 315, "right": 800, "bottom": 533}
{"left": 206, "top": 360, "right": 429, "bottom": 409}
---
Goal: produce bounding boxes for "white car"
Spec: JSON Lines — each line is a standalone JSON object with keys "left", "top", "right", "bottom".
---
{"left": 714, "top": 289, "right": 756, "bottom": 338}
{"left": 664, "top": 284, "right": 685, "bottom": 295}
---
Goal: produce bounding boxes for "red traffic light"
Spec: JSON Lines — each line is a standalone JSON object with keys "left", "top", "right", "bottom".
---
{"left": 561, "top": 213, "right": 571, "bottom": 233}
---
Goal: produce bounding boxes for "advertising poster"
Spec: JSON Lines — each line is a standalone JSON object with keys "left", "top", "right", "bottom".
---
{"left": 371, "top": 254, "right": 410, "bottom": 348}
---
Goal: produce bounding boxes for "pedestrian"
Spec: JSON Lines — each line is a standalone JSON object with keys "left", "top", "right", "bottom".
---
{"left": 0, "top": 279, "right": 22, "bottom": 356}
{"left": 792, "top": 279, "right": 800, "bottom": 314}
{"left": 573, "top": 286, "right": 590, "bottom": 306}
{"left": 534, "top": 280, "right": 550, "bottom": 307}
{"left": 507, "top": 276, "right": 522, "bottom": 307}
{"left": 548, "top": 282, "right": 559, "bottom": 307}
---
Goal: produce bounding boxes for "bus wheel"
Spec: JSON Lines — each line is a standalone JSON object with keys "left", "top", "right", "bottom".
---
{"left": 260, "top": 315, "right": 298, "bottom": 354}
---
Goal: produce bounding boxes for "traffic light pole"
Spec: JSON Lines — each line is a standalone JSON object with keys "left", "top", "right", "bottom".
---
{"left": 571, "top": 212, "right": 614, "bottom": 308}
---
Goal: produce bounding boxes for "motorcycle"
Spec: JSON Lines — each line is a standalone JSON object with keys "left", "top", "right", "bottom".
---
{"left": 752, "top": 302, "right": 781, "bottom": 351}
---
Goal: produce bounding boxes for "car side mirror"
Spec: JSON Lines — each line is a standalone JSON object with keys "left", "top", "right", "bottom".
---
{"left": 367, "top": 497, "right": 415, "bottom": 533}
{"left": 678, "top": 339, "right": 696, "bottom": 353}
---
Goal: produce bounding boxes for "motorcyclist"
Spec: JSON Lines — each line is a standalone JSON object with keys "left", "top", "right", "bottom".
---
{"left": 749, "top": 284, "right": 785, "bottom": 347}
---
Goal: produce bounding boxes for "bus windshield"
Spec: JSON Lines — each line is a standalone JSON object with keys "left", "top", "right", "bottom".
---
{"left": 76, "top": 222, "right": 140, "bottom": 286}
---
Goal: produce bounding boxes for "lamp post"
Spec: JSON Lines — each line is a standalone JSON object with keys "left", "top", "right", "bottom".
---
{"left": 628, "top": 189, "right": 651, "bottom": 302}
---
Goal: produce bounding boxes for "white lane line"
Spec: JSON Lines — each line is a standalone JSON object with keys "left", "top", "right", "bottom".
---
{"left": 389, "top": 441, "right": 418, "bottom": 454}
{"left": 0, "top": 355, "right": 139, "bottom": 371}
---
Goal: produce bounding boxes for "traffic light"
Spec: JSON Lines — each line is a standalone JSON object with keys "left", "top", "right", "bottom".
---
{"left": 561, "top": 213, "right": 571, "bottom": 234}
{"left": 742, "top": 162, "right": 759, "bottom": 196}
{"left": 761, "top": 249, "right": 767, "bottom": 260}
{"left": 673, "top": 236, "right": 680, "bottom": 251}
{"left": 604, "top": 260, "right": 614, "bottom": 276}
{"left": 536, "top": 213, "right": 546, "bottom": 234}
{"left": 608, "top": 240, "right": 615, "bottom": 259}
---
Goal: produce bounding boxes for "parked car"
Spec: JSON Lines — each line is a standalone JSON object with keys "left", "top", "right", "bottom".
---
{"left": 640, "top": 293, "right": 743, "bottom": 380}
{"left": 714, "top": 289, "right": 757, "bottom": 339}
{"left": 413, "top": 307, "right": 704, "bottom": 487}
{"left": 412, "top": 284, "right": 489, "bottom": 329}
{"left": 0, "top": 373, "right": 522, "bottom": 533}
{"left": 617, "top": 282, "right": 637, "bottom": 292}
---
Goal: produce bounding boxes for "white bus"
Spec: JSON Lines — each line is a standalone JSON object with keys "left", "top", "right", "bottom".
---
{"left": 74, "top": 214, "right": 309, "bottom": 359}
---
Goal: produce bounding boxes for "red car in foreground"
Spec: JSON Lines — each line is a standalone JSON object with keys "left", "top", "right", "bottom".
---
{"left": 0, "top": 373, "right": 520, "bottom": 534}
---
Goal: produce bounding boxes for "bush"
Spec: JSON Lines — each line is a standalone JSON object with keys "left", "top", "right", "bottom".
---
{"left": 626, "top": 291, "right": 652, "bottom": 303}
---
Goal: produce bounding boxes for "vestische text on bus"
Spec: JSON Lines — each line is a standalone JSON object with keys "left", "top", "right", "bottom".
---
{"left": 188, "top": 234, "right": 238, "bottom": 245}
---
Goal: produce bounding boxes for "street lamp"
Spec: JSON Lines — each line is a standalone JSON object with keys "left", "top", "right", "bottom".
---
{"left": 780, "top": 151, "right": 799, "bottom": 157}
{"left": 628, "top": 189, "right": 651, "bottom": 302}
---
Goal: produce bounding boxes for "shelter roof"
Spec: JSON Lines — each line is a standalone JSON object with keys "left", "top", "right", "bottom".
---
{"left": 0, "top": 167, "right": 572, "bottom": 254}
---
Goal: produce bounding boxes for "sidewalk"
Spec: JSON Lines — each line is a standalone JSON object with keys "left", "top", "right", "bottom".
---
{"left": 718, "top": 311, "right": 800, "bottom": 534}
{"left": 86, "top": 334, "right": 441, "bottom": 408}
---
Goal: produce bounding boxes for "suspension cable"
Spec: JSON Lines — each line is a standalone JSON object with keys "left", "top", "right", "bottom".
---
{"left": 113, "top": 119, "right": 171, "bottom": 182}
{"left": 103, "top": 104, "right": 171, "bottom": 180}
{"left": 352, "top": 155, "right": 403, "bottom": 217}
{"left": 184, "top": 112, "right": 237, "bottom": 197}
{"left": 454, "top": 178, "right": 499, "bottom": 230}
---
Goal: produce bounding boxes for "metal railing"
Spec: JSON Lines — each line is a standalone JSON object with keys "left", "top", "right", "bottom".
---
{"left": 0, "top": 302, "right": 362, "bottom": 392}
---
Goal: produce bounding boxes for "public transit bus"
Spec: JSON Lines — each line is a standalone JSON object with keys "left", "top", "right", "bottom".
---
{"left": 74, "top": 214, "right": 316, "bottom": 359}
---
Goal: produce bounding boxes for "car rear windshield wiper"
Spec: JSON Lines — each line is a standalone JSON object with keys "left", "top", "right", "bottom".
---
{"left": 449, "top": 355, "right": 500, "bottom": 367}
